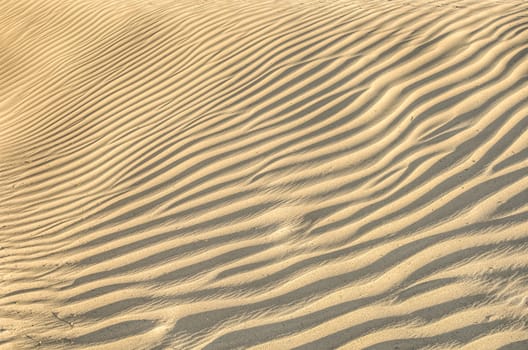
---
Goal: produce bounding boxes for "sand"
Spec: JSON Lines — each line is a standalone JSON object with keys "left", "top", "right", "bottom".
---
{"left": 0, "top": 0, "right": 527, "bottom": 348}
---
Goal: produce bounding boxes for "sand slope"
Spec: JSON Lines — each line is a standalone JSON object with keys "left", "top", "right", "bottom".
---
{"left": 1, "top": 0, "right": 527, "bottom": 348}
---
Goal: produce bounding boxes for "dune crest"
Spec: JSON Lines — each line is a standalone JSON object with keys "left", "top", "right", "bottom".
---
{"left": 1, "top": 0, "right": 527, "bottom": 349}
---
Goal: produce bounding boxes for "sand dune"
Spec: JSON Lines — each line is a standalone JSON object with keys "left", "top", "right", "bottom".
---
{"left": 1, "top": 0, "right": 527, "bottom": 348}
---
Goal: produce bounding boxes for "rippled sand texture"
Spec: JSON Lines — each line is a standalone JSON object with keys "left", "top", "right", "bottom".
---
{"left": 1, "top": 0, "right": 528, "bottom": 348}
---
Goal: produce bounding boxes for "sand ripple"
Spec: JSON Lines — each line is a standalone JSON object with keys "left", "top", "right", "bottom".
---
{"left": 1, "top": 0, "right": 527, "bottom": 348}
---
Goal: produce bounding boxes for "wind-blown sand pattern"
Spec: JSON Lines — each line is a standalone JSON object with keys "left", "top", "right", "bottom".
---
{"left": 1, "top": 0, "right": 527, "bottom": 348}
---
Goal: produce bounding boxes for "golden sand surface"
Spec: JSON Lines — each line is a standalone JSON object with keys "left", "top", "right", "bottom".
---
{"left": 0, "top": 0, "right": 527, "bottom": 348}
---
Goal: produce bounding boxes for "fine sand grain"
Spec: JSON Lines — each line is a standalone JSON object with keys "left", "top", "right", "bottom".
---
{"left": 1, "top": 0, "right": 527, "bottom": 349}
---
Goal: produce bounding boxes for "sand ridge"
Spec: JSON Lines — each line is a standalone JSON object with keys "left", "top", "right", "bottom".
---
{"left": 0, "top": 0, "right": 527, "bottom": 348}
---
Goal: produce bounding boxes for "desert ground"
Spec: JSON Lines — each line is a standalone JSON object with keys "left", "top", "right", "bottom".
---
{"left": 0, "top": 0, "right": 527, "bottom": 349}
